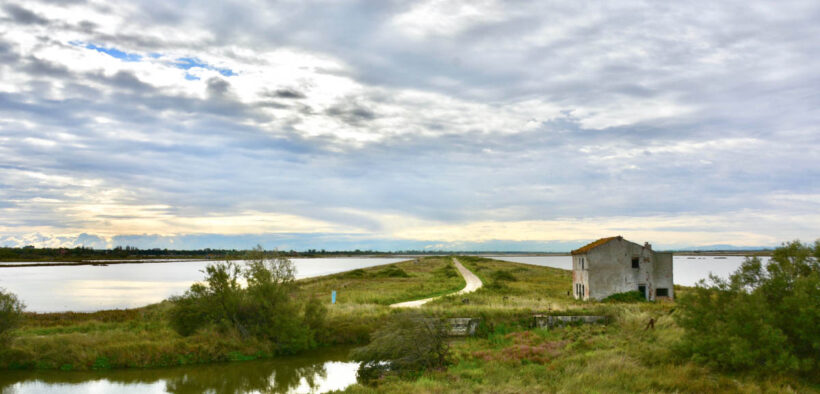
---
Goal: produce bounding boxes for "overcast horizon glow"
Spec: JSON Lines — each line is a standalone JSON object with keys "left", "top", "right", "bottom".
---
{"left": 1, "top": 0, "right": 818, "bottom": 251}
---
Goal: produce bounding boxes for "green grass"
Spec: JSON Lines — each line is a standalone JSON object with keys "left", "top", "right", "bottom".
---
{"left": 346, "top": 309, "right": 817, "bottom": 392}
{"left": 0, "top": 256, "right": 464, "bottom": 371}
{"left": 340, "top": 257, "right": 819, "bottom": 393}
{"left": 297, "top": 256, "right": 465, "bottom": 305}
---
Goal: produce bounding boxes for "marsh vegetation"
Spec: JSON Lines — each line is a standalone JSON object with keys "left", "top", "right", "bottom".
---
{"left": 0, "top": 243, "right": 817, "bottom": 393}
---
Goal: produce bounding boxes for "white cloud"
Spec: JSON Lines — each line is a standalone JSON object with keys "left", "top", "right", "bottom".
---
{"left": 391, "top": 0, "right": 507, "bottom": 38}
{"left": 0, "top": 0, "right": 818, "bottom": 249}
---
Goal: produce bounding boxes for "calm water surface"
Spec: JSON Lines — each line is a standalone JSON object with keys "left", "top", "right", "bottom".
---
{"left": 491, "top": 254, "right": 768, "bottom": 286}
{"left": 0, "top": 258, "right": 406, "bottom": 312}
{"left": 0, "top": 347, "right": 357, "bottom": 394}
{"left": 0, "top": 255, "right": 768, "bottom": 312}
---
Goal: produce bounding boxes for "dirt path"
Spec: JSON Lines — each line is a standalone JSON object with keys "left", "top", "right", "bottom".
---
{"left": 390, "top": 257, "right": 483, "bottom": 308}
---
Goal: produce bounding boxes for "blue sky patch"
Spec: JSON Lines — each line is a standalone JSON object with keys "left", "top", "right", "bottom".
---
{"left": 184, "top": 73, "right": 200, "bottom": 81}
{"left": 83, "top": 43, "right": 142, "bottom": 62}
{"left": 175, "top": 57, "right": 235, "bottom": 77}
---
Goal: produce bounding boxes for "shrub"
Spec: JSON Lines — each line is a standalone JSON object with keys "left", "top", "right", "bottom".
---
{"left": 484, "top": 270, "right": 517, "bottom": 291}
{"left": 602, "top": 291, "right": 646, "bottom": 303}
{"left": 303, "top": 296, "right": 327, "bottom": 335}
{"left": 339, "top": 265, "right": 409, "bottom": 279}
{"left": 433, "top": 264, "right": 458, "bottom": 278}
{"left": 350, "top": 312, "right": 450, "bottom": 384}
{"left": 169, "top": 246, "right": 326, "bottom": 355}
{"left": 372, "top": 266, "right": 410, "bottom": 278}
{"left": 340, "top": 269, "right": 367, "bottom": 279}
{"left": 167, "top": 284, "right": 214, "bottom": 336}
{"left": 0, "top": 288, "right": 24, "bottom": 345}
{"left": 675, "top": 240, "right": 820, "bottom": 375}
{"left": 490, "top": 270, "right": 517, "bottom": 282}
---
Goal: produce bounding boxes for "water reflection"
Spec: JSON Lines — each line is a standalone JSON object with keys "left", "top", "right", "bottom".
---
{"left": 0, "top": 347, "right": 357, "bottom": 394}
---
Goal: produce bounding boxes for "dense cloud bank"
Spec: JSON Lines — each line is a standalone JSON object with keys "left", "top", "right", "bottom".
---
{"left": 0, "top": 0, "right": 818, "bottom": 249}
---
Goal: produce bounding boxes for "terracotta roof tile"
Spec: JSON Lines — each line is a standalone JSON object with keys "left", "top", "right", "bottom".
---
{"left": 571, "top": 236, "right": 620, "bottom": 255}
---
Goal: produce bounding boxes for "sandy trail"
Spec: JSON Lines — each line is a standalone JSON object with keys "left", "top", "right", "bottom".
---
{"left": 390, "top": 257, "right": 483, "bottom": 308}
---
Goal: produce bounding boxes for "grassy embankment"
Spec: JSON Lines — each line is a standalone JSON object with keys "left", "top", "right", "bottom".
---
{"left": 342, "top": 256, "right": 818, "bottom": 393}
{"left": 0, "top": 256, "right": 463, "bottom": 371}
{"left": 3, "top": 255, "right": 816, "bottom": 392}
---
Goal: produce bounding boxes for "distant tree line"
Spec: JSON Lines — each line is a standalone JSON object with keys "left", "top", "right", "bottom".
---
{"left": 0, "top": 246, "right": 554, "bottom": 262}
{"left": 0, "top": 246, "right": 243, "bottom": 261}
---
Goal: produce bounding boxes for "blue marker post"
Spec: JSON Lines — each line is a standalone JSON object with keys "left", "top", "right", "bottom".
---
{"left": 331, "top": 290, "right": 337, "bottom": 305}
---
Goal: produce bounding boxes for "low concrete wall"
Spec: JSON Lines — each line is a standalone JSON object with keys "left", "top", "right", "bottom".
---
{"left": 532, "top": 315, "right": 608, "bottom": 329}
{"left": 447, "top": 318, "right": 481, "bottom": 336}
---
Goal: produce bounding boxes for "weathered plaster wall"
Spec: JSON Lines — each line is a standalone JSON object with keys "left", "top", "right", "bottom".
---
{"left": 572, "top": 254, "right": 589, "bottom": 300}
{"left": 574, "top": 238, "right": 669, "bottom": 301}
{"left": 652, "top": 252, "right": 674, "bottom": 299}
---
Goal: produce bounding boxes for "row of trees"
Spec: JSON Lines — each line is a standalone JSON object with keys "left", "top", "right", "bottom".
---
{"left": 0, "top": 246, "right": 455, "bottom": 262}
{"left": 0, "top": 246, "right": 245, "bottom": 261}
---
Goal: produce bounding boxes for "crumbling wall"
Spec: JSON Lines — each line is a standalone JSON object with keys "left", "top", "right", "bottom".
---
{"left": 447, "top": 318, "right": 480, "bottom": 336}
{"left": 584, "top": 238, "right": 661, "bottom": 300}
{"left": 652, "top": 252, "right": 674, "bottom": 299}
{"left": 532, "top": 315, "right": 608, "bottom": 328}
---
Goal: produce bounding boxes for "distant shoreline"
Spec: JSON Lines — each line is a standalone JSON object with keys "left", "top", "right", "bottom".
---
{"left": 0, "top": 250, "right": 771, "bottom": 268}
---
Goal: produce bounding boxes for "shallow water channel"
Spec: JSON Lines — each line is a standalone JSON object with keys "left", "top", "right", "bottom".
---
{"left": 0, "top": 347, "right": 358, "bottom": 394}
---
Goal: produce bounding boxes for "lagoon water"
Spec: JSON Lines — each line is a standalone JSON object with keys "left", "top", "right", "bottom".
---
{"left": 0, "top": 258, "right": 406, "bottom": 313}
{"left": 0, "top": 346, "right": 358, "bottom": 394}
{"left": 0, "top": 255, "right": 767, "bottom": 313}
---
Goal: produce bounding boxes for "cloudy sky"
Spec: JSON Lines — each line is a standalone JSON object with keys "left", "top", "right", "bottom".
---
{"left": 0, "top": 0, "right": 818, "bottom": 251}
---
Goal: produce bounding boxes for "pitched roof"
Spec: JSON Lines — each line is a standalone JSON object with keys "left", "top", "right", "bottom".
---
{"left": 571, "top": 236, "right": 621, "bottom": 255}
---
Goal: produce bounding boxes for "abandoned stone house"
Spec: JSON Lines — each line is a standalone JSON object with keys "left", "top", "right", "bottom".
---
{"left": 571, "top": 236, "right": 673, "bottom": 301}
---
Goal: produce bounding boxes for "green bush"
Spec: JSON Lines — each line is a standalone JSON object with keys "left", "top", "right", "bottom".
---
{"left": 602, "top": 291, "right": 646, "bottom": 303}
{"left": 372, "top": 266, "right": 410, "bottom": 278}
{"left": 350, "top": 312, "right": 450, "bottom": 384}
{"left": 167, "top": 284, "right": 214, "bottom": 336}
{"left": 340, "top": 269, "right": 367, "bottom": 279}
{"left": 490, "top": 270, "right": 517, "bottom": 282}
{"left": 168, "top": 246, "right": 326, "bottom": 355}
{"left": 433, "top": 264, "right": 458, "bottom": 278}
{"left": 340, "top": 265, "right": 410, "bottom": 279}
{"left": 675, "top": 240, "right": 820, "bottom": 375}
{"left": 0, "top": 289, "right": 24, "bottom": 346}
{"left": 302, "top": 296, "right": 327, "bottom": 342}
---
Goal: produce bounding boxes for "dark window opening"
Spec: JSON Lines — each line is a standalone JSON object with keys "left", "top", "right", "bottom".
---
{"left": 638, "top": 285, "right": 647, "bottom": 299}
{"left": 631, "top": 257, "right": 639, "bottom": 268}
{"left": 656, "top": 288, "right": 669, "bottom": 297}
